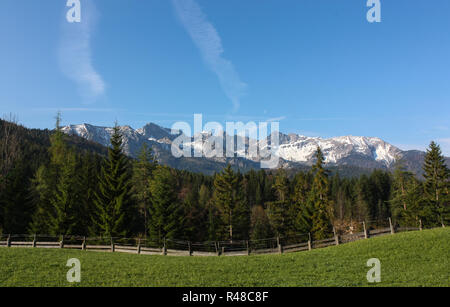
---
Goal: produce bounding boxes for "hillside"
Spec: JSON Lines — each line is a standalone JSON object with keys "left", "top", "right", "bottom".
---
{"left": 0, "top": 119, "right": 108, "bottom": 167}
{"left": 0, "top": 228, "right": 448, "bottom": 287}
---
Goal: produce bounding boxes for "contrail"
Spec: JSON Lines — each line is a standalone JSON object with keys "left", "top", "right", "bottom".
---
{"left": 172, "top": 0, "right": 246, "bottom": 112}
{"left": 58, "top": 0, "right": 105, "bottom": 102}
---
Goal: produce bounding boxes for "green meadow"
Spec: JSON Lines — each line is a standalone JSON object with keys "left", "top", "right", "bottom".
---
{"left": 0, "top": 228, "right": 448, "bottom": 287}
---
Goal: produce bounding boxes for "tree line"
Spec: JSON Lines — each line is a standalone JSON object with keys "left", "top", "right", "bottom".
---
{"left": 0, "top": 117, "right": 448, "bottom": 241}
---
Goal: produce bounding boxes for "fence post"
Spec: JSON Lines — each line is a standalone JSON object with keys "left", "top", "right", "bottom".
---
{"left": 441, "top": 217, "right": 445, "bottom": 228}
{"left": 60, "top": 235, "right": 64, "bottom": 248}
{"left": 308, "top": 233, "right": 312, "bottom": 251}
{"left": 277, "top": 236, "right": 283, "bottom": 254}
{"left": 188, "top": 241, "right": 192, "bottom": 256}
{"left": 419, "top": 219, "right": 423, "bottom": 231}
{"left": 162, "top": 238, "right": 167, "bottom": 256}
{"left": 137, "top": 238, "right": 141, "bottom": 254}
{"left": 363, "top": 221, "right": 368, "bottom": 239}
{"left": 389, "top": 217, "right": 395, "bottom": 234}
{"left": 82, "top": 236, "right": 86, "bottom": 250}
{"left": 7, "top": 234, "right": 11, "bottom": 247}
{"left": 215, "top": 242, "right": 220, "bottom": 256}
{"left": 32, "top": 234, "right": 37, "bottom": 248}
{"left": 246, "top": 240, "right": 250, "bottom": 256}
{"left": 111, "top": 237, "right": 115, "bottom": 252}
{"left": 333, "top": 227, "right": 339, "bottom": 245}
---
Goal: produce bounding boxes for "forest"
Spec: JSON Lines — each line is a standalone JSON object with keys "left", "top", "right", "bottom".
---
{"left": 0, "top": 116, "right": 449, "bottom": 242}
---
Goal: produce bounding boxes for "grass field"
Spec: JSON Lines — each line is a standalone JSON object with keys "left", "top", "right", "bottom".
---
{"left": 0, "top": 228, "right": 449, "bottom": 287}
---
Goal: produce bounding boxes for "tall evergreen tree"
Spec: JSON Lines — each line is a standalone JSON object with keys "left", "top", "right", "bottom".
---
{"left": 422, "top": 141, "right": 450, "bottom": 226}
{"left": 74, "top": 153, "right": 101, "bottom": 235}
{"left": 213, "top": 165, "right": 249, "bottom": 240}
{"left": 47, "top": 150, "right": 78, "bottom": 235}
{"left": 310, "top": 147, "right": 333, "bottom": 239}
{"left": 390, "top": 158, "right": 423, "bottom": 227}
{"left": 29, "top": 113, "right": 67, "bottom": 234}
{"left": 266, "top": 169, "right": 291, "bottom": 236}
{"left": 132, "top": 144, "right": 157, "bottom": 236}
{"left": 391, "top": 159, "right": 414, "bottom": 211}
{"left": 29, "top": 165, "right": 53, "bottom": 234}
{"left": 92, "top": 124, "right": 133, "bottom": 237}
{"left": 183, "top": 182, "right": 208, "bottom": 241}
{"left": 291, "top": 172, "right": 314, "bottom": 234}
{"left": 148, "top": 166, "right": 183, "bottom": 242}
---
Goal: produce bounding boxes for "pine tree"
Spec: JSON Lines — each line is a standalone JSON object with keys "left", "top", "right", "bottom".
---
{"left": 291, "top": 172, "right": 313, "bottom": 234}
{"left": 75, "top": 153, "right": 102, "bottom": 236}
{"left": 29, "top": 113, "right": 67, "bottom": 234}
{"left": 390, "top": 158, "right": 423, "bottom": 227}
{"left": 213, "top": 165, "right": 249, "bottom": 240}
{"left": 47, "top": 150, "right": 78, "bottom": 235}
{"left": 310, "top": 147, "right": 333, "bottom": 239}
{"left": 183, "top": 182, "right": 205, "bottom": 241}
{"left": 391, "top": 159, "right": 414, "bottom": 210}
{"left": 422, "top": 141, "right": 450, "bottom": 226}
{"left": 132, "top": 144, "right": 157, "bottom": 236}
{"left": 49, "top": 112, "right": 67, "bottom": 168}
{"left": 148, "top": 166, "right": 183, "bottom": 243}
{"left": 29, "top": 165, "right": 53, "bottom": 234}
{"left": 92, "top": 124, "right": 133, "bottom": 237}
{"left": 266, "top": 169, "right": 291, "bottom": 236}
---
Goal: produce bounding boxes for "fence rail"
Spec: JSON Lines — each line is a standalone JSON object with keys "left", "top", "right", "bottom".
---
{"left": 0, "top": 218, "right": 444, "bottom": 257}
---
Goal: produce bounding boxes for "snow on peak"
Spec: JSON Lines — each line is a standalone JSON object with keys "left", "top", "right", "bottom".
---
{"left": 61, "top": 123, "right": 401, "bottom": 167}
{"left": 275, "top": 134, "right": 401, "bottom": 166}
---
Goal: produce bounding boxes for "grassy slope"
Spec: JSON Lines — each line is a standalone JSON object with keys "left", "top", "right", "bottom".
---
{"left": 0, "top": 228, "right": 448, "bottom": 287}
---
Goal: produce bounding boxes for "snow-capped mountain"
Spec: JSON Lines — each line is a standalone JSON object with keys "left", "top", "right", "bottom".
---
{"left": 275, "top": 133, "right": 400, "bottom": 167}
{"left": 62, "top": 122, "right": 411, "bottom": 173}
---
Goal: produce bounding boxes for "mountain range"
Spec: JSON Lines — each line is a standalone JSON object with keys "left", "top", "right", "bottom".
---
{"left": 61, "top": 122, "right": 448, "bottom": 176}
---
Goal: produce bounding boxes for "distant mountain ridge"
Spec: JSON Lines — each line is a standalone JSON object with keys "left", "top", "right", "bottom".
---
{"left": 61, "top": 122, "right": 448, "bottom": 175}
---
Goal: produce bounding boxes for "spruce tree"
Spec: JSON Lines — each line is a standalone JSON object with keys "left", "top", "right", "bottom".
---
{"left": 291, "top": 172, "right": 314, "bottom": 234}
{"left": 48, "top": 150, "right": 78, "bottom": 235}
{"left": 75, "top": 153, "right": 102, "bottom": 236}
{"left": 390, "top": 158, "right": 423, "bottom": 226}
{"left": 29, "top": 113, "right": 67, "bottom": 234}
{"left": 132, "top": 144, "right": 157, "bottom": 236}
{"left": 310, "top": 147, "right": 333, "bottom": 239}
{"left": 213, "top": 165, "right": 249, "bottom": 240}
{"left": 422, "top": 141, "right": 450, "bottom": 226}
{"left": 29, "top": 165, "right": 53, "bottom": 234}
{"left": 148, "top": 166, "right": 183, "bottom": 243}
{"left": 92, "top": 124, "right": 133, "bottom": 237}
{"left": 266, "top": 169, "right": 291, "bottom": 236}
{"left": 183, "top": 182, "right": 204, "bottom": 241}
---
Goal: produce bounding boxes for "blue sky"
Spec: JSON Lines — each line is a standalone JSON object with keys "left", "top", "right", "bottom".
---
{"left": 1, "top": 0, "right": 450, "bottom": 154}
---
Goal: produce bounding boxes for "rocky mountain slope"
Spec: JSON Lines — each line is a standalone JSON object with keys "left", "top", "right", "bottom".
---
{"left": 61, "top": 122, "right": 446, "bottom": 175}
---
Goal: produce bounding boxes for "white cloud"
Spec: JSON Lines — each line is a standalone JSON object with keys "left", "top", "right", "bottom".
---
{"left": 58, "top": 0, "right": 105, "bottom": 102}
{"left": 172, "top": 0, "right": 246, "bottom": 111}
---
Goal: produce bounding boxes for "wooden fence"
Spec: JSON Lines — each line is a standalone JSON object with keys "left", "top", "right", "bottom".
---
{"left": 0, "top": 218, "right": 443, "bottom": 257}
